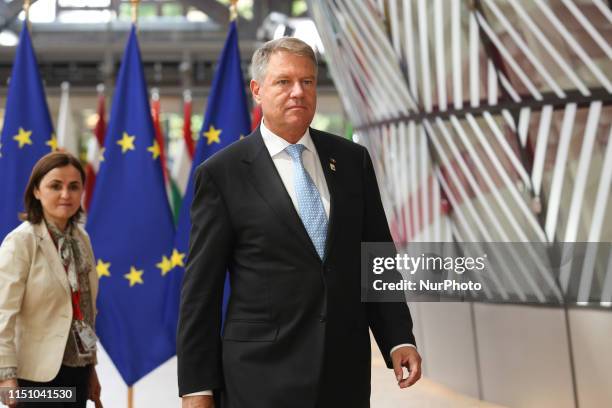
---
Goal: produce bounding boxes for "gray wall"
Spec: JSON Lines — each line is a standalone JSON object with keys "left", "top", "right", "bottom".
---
{"left": 412, "top": 302, "right": 612, "bottom": 407}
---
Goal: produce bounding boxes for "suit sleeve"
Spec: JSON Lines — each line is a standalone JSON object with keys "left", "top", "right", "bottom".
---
{"left": 0, "top": 232, "right": 30, "bottom": 371}
{"left": 177, "top": 165, "right": 234, "bottom": 396}
{"left": 360, "top": 146, "right": 417, "bottom": 368}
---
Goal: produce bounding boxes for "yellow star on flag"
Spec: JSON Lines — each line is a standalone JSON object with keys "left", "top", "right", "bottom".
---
{"left": 124, "top": 266, "right": 144, "bottom": 287}
{"left": 147, "top": 140, "right": 161, "bottom": 160}
{"left": 117, "top": 132, "right": 136, "bottom": 153}
{"left": 46, "top": 134, "right": 58, "bottom": 151}
{"left": 96, "top": 259, "right": 111, "bottom": 278}
{"left": 13, "top": 128, "right": 33, "bottom": 148}
{"left": 170, "top": 249, "right": 186, "bottom": 268}
{"left": 204, "top": 125, "right": 222, "bottom": 145}
{"left": 156, "top": 255, "right": 173, "bottom": 276}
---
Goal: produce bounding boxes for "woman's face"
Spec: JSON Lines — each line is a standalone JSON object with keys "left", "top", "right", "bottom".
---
{"left": 34, "top": 165, "right": 83, "bottom": 229}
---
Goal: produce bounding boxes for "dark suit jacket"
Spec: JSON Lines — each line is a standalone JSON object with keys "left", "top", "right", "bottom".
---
{"left": 177, "top": 127, "right": 416, "bottom": 408}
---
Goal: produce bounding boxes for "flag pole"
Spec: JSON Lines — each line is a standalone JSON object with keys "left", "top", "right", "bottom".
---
{"left": 127, "top": 386, "right": 134, "bottom": 408}
{"left": 23, "top": 0, "right": 31, "bottom": 31}
{"left": 127, "top": 3, "right": 139, "bottom": 402}
{"left": 126, "top": 9, "right": 139, "bottom": 404}
{"left": 131, "top": 0, "right": 140, "bottom": 26}
{"left": 127, "top": 1, "right": 137, "bottom": 403}
{"left": 229, "top": 0, "right": 238, "bottom": 22}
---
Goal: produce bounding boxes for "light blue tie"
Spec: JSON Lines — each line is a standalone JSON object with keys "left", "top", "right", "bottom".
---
{"left": 285, "top": 144, "right": 328, "bottom": 259}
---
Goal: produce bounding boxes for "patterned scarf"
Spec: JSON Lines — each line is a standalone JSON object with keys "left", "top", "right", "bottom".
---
{"left": 45, "top": 219, "right": 88, "bottom": 292}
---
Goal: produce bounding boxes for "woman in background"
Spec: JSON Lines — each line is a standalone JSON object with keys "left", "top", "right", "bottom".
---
{"left": 0, "top": 152, "right": 102, "bottom": 407}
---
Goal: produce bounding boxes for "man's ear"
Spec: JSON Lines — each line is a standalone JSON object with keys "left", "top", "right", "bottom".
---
{"left": 250, "top": 79, "right": 261, "bottom": 104}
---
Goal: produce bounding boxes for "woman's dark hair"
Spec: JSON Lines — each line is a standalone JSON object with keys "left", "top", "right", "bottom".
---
{"left": 19, "top": 151, "right": 86, "bottom": 225}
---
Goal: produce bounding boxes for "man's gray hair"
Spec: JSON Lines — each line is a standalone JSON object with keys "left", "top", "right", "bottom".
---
{"left": 250, "top": 37, "right": 318, "bottom": 82}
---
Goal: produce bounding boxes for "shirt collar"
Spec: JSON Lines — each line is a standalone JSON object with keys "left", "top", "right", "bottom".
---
{"left": 260, "top": 119, "right": 315, "bottom": 157}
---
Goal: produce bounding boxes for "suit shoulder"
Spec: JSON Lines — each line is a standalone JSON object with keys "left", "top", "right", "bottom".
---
{"left": 311, "top": 128, "right": 350, "bottom": 144}
{"left": 4, "top": 222, "right": 36, "bottom": 242}
{"left": 196, "top": 137, "right": 248, "bottom": 174}
{"left": 0, "top": 222, "right": 37, "bottom": 257}
{"left": 199, "top": 136, "right": 252, "bottom": 171}
{"left": 311, "top": 128, "right": 367, "bottom": 158}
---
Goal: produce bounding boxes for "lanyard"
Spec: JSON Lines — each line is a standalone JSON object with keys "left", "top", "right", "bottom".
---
{"left": 47, "top": 226, "right": 85, "bottom": 322}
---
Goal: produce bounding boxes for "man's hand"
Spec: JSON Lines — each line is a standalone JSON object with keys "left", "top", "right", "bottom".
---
{"left": 391, "top": 346, "right": 422, "bottom": 389}
{"left": 0, "top": 378, "right": 18, "bottom": 408}
{"left": 182, "top": 395, "right": 214, "bottom": 408}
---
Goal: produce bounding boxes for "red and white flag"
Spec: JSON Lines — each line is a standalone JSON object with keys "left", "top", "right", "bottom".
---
{"left": 56, "top": 81, "right": 79, "bottom": 156}
{"left": 171, "top": 90, "right": 195, "bottom": 198}
{"left": 84, "top": 84, "right": 106, "bottom": 210}
{"left": 151, "top": 88, "right": 169, "bottom": 184}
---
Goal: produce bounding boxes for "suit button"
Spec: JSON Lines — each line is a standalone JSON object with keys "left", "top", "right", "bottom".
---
{"left": 319, "top": 315, "right": 326, "bottom": 323}
{"left": 325, "top": 266, "right": 333, "bottom": 273}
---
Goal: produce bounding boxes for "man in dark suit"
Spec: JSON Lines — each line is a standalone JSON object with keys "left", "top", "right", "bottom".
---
{"left": 178, "top": 37, "right": 421, "bottom": 408}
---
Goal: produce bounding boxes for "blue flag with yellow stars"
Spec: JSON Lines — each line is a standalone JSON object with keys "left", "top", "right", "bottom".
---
{"left": 86, "top": 25, "right": 176, "bottom": 386}
{"left": 0, "top": 22, "right": 55, "bottom": 241}
{"left": 169, "top": 20, "right": 251, "bottom": 324}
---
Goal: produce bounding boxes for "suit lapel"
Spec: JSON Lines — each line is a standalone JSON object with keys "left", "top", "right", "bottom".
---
{"left": 243, "top": 130, "right": 320, "bottom": 260}
{"left": 33, "top": 223, "right": 71, "bottom": 297}
{"left": 310, "top": 128, "right": 337, "bottom": 262}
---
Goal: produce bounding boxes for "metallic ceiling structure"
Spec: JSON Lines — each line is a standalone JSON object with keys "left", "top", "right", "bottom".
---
{"left": 308, "top": 0, "right": 612, "bottom": 307}
{"left": 0, "top": 0, "right": 332, "bottom": 93}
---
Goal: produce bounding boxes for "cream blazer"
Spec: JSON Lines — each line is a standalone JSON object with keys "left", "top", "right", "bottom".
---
{"left": 0, "top": 221, "right": 98, "bottom": 382}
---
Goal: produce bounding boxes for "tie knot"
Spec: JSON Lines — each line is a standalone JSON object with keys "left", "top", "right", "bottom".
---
{"left": 285, "top": 143, "right": 306, "bottom": 162}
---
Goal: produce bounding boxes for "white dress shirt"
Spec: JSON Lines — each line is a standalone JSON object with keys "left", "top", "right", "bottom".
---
{"left": 260, "top": 120, "right": 330, "bottom": 218}
{"left": 184, "top": 122, "right": 413, "bottom": 397}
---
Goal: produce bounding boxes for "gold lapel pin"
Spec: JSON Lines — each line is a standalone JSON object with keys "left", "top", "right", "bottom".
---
{"left": 329, "top": 158, "right": 336, "bottom": 171}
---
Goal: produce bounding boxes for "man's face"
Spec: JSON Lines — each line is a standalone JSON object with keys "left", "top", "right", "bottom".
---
{"left": 251, "top": 51, "right": 317, "bottom": 141}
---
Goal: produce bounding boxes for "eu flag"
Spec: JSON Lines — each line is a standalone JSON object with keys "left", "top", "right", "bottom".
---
{"left": 169, "top": 21, "right": 251, "bottom": 324}
{"left": 0, "top": 22, "right": 54, "bottom": 241}
{"left": 86, "top": 26, "right": 176, "bottom": 386}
